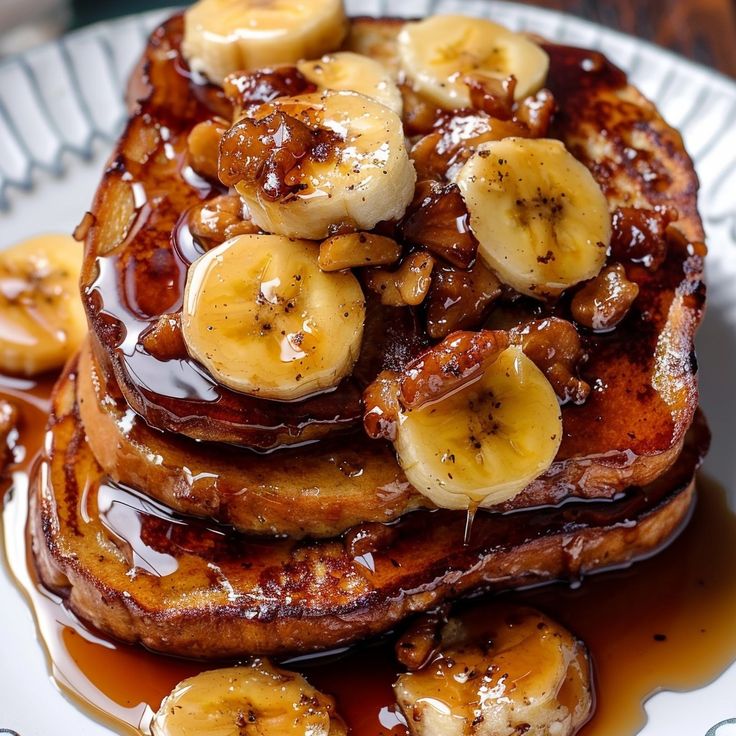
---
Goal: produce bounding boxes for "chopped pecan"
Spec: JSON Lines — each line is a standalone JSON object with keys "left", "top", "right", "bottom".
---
{"left": 318, "top": 232, "right": 401, "bottom": 272}
{"left": 187, "top": 118, "right": 228, "bottom": 181}
{"left": 399, "top": 330, "right": 510, "bottom": 410}
{"left": 610, "top": 206, "right": 677, "bottom": 269}
{"left": 513, "top": 88, "right": 556, "bottom": 137}
{"left": 365, "top": 251, "right": 435, "bottom": 307}
{"left": 218, "top": 111, "right": 338, "bottom": 199}
{"left": 396, "top": 610, "right": 449, "bottom": 671}
{"left": 466, "top": 74, "right": 516, "bottom": 118}
{"left": 223, "top": 67, "right": 315, "bottom": 116}
{"left": 425, "top": 260, "right": 502, "bottom": 339}
{"left": 510, "top": 317, "right": 590, "bottom": 404}
{"left": 571, "top": 263, "right": 639, "bottom": 331}
{"left": 141, "top": 313, "right": 188, "bottom": 361}
{"left": 410, "top": 112, "right": 533, "bottom": 181}
{"left": 188, "top": 194, "right": 259, "bottom": 249}
{"left": 400, "top": 181, "right": 477, "bottom": 269}
{"left": 400, "top": 84, "right": 441, "bottom": 136}
{"left": 363, "top": 370, "right": 402, "bottom": 441}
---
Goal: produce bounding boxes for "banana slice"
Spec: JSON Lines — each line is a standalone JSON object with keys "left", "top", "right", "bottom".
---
{"left": 182, "top": 233, "right": 365, "bottom": 400}
{"left": 223, "top": 90, "right": 416, "bottom": 240}
{"left": 183, "top": 0, "right": 348, "bottom": 84}
{"left": 455, "top": 137, "right": 611, "bottom": 299}
{"left": 297, "top": 51, "right": 403, "bottom": 114}
{"left": 0, "top": 234, "right": 86, "bottom": 376}
{"left": 394, "top": 342, "right": 562, "bottom": 509}
{"left": 394, "top": 606, "right": 593, "bottom": 736}
{"left": 398, "top": 15, "right": 549, "bottom": 110}
{"left": 152, "top": 660, "right": 347, "bottom": 736}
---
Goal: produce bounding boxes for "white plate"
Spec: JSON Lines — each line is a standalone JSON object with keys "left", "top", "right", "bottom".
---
{"left": 1, "top": 2, "right": 735, "bottom": 734}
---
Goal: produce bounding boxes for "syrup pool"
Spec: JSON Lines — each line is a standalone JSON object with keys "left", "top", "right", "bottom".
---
{"left": 2, "top": 374, "right": 736, "bottom": 736}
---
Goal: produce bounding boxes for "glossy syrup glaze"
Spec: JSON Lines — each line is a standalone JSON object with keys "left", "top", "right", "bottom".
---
{"left": 2, "top": 375, "right": 736, "bottom": 736}
{"left": 80, "top": 16, "right": 705, "bottom": 465}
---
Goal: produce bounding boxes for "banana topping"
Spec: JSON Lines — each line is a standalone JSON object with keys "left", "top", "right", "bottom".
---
{"left": 394, "top": 606, "right": 593, "bottom": 736}
{"left": 183, "top": 0, "right": 348, "bottom": 84}
{"left": 0, "top": 234, "right": 86, "bottom": 376}
{"left": 220, "top": 90, "right": 416, "bottom": 240}
{"left": 390, "top": 331, "right": 562, "bottom": 510}
{"left": 398, "top": 15, "right": 549, "bottom": 110}
{"left": 182, "top": 234, "right": 365, "bottom": 401}
{"left": 152, "top": 660, "right": 347, "bottom": 736}
{"left": 298, "top": 51, "right": 403, "bottom": 114}
{"left": 455, "top": 137, "right": 611, "bottom": 299}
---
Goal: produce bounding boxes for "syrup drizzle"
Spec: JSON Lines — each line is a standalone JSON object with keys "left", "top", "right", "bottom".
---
{"left": 2, "top": 375, "right": 736, "bottom": 736}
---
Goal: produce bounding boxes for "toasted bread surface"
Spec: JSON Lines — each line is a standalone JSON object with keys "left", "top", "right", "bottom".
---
{"left": 32, "top": 356, "right": 708, "bottom": 657}
{"left": 80, "top": 17, "right": 705, "bottom": 508}
{"left": 78, "top": 338, "right": 685, "bottom": 536}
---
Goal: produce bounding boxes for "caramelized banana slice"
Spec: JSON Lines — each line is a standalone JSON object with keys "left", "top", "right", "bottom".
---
{"left": 399, "top": 15, "right": 549, "bottom": 109}
{"left": 183, "top": 0, "right": 348, "bottom": 84}
{"left": 455, "top": 138, "right": 611, "bottom": 299}
{"left": 0, "top": 234, "right": 86, "bottom": 376}
{"left": 393, "top": 333, "right": 562, "bottom": 510}
{"left": 394, "top": 606, "right": 593, "bottom": 736}
{"left": 152, "top": 660, "right": 347, "bottom": 736}
{"left": 221, "top": 90, "right": 416, "bottom": 240}
{"left": 297, "top": 51, "right": 403, "bottom": 114}
{"left": 182, "top": 234, "right": 365, "bottom": 400}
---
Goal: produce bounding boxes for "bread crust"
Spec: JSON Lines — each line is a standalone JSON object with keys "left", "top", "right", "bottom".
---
{"left": 32, "top": 356, "right": 708, "bottom": 657}
{"left": 76, "top": 15, "right": 706, "bottom": 527}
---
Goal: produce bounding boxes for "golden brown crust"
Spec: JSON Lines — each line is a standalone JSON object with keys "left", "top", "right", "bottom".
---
{"left": 78, "top": 340, "right": 686, "bottom": 536}
{"left": 32, "top": 356, "right": 708, "bottom": 658}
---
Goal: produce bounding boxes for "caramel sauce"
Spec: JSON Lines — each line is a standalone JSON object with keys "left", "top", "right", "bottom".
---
{"left": 2, "top": 374, "right": 736, "bottom": 735}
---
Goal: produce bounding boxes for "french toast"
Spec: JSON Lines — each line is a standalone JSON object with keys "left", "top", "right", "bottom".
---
{"left": 30, "top": 3, "right": 710, "bottom": 669}
{"left": 76, "top": 15, "right": 704, "bottom": 516}
{"left": 33, "top": 355, "right": 708, "bottom": 657}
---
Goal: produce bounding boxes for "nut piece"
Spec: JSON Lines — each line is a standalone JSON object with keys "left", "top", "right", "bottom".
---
{"left": 318, "top": 232, "right": 401, "bottom": 272}
{"left": 395, "top": 611, "right": 448, "bottom": 671}
{"left": 187, "top": 119, "right": 228, "bottom": 181}
{"left": 610, "top": 206, "right": 677, "bottom": 269}
{"left": 425, "top": 261, "right": 501, "bottom": 339}
{"left": 223, "top": 67, "right": 314, "bottom": 116}
{"left": 510, "top": 317, "right": 590, "bottom": 404}
{"left": 141, "top": 313, "right": 187, "bottom": 361}
{"left": 365, "top": 251, "right": 435, "bottom": 307}
{"left": 188, "top": 194, "right": 259, "bottom": 249}
{"left": 513, "top": 88, "right": 556, "bottom": 137}
{"left": 571, "top": 263, "right": 640, "bottom": 331}
{"left": 400, "top": 182, "right": 478, "bottom": 269}
{"left": 362, "top": 369, "right": 402, "bottom": 441}
{"left": 399, "top": 329, "right": 510, "bottom": 410}
{"left": 466, "top": 74, "right": 516, "bottom": 118}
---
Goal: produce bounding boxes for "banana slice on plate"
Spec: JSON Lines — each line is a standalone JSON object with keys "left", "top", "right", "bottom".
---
{"left": 394, "top": 339, "right": 562, "bottom": 509}
{"left": 152, "top": 660, "right": 347, "bottom": 736}
{"left": 394, "top": 606, "right": 593, "bottom": 736}
{"left": 183, "top": 0, "right": 348, "bottom": 84}
{"left": 182, "top": 233, "right": 365, "bottom": 401}
{"left": 222, "top": 90, "right": 416, "bottom": 240}
{"left": 297, "top": 51, "right": 403, "bottom": 114}
{"left": 455, "top": 137, "right": 611, "bottom": 299}
{"left": 0, "top": 234, "right": 86, "bottom": 376}
{"left": 398, "top": 14, "right": 549, "bottom": 109}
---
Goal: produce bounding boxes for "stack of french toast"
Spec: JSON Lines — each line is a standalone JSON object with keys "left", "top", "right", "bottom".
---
{"left": 31, "top": 0, "right": 707, "bottom": 688}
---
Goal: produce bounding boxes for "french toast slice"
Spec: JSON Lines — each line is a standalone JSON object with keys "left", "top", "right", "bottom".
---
{"left": 79, "top": 15, "right": 705, "bottom": 506}
{"left": 32, "top": 356, "right": 708, "bottom": 658}
{"left": 78, "top": 338, "right": 686, "bottom": 537}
